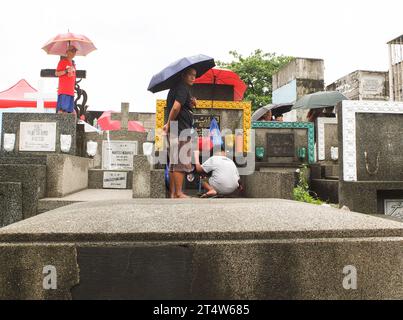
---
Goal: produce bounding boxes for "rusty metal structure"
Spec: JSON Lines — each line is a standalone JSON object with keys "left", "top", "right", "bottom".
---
{"left": 388, "top": 35, "right": 403, "bottom": 101}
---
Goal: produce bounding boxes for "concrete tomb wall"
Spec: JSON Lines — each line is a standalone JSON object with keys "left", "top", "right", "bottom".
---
{"left": 338, "top": 100, "right": 403, "bottom": 215}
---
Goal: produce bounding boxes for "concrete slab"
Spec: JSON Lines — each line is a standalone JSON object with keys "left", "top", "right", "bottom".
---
{"left": 0, "top": 199, "right": 402, "bottom": 299}
{"left": 41, "top": 189, "right": 133, "bottom": 202}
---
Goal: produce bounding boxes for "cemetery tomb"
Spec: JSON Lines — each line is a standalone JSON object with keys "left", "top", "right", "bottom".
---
{"left": 242, "top": 121, "right": 314, "bottom": 199}
{"left": 85, "top": 103, "right": 148, "bottom": 190}
{"left": 338, "top": 100, "right": 403, "bottom": 216}
{"left": 0, "top": 199, "right": 402, "bottom": 300}
{"left": 0, "top": 112, "right": 91, "bottom": 226}
{"left": 310, "top": 117, "right": 340, "bottom": 204}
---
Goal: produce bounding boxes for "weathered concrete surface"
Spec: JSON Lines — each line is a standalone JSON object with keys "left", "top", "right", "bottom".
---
{"left": 0, "top": 164, "right": 46, "bottom": 219}
{"left": 0, "top": 182, "right": 23, "bottom": 227}
{"left": 38, "top": 189, "right": 132, "bottom": 213}
{"left": 0, "top": 199, "right": 402, "bottom": 300}
{"left": 272, "top": 58, "right": 324, "bottom": 91}
{"left": 150, "top": 169, "right": 166, "bottom": 198}
{"left": 132, "top": 155, "right": 151, "bottom": 198}
{"left": 0, "top": 245, "right": 79, "bottom": 300}
{"left": 326, "top": 70, "right": 389, "bottom": 101}
{"left": 339, "top": 182, "right": 403, "bottom": 215}
{"left": 311, "top": 179, "right": 339, "bottom": 204}
{"left": 242, "top": 170, "right": 297, "bottom": 199}
{"left": 46, "top": 155, "right": 89, "bottom": 198}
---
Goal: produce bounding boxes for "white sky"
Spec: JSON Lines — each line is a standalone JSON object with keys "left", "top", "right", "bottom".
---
{"left": 0, "top": 0, "right": 401, "bottom": 112}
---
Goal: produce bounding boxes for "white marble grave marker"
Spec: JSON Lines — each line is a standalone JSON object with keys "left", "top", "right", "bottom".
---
{"left": 102, "top": 140, "right": 138, "bottom": 170}
{"left": 103, "top": 171, "right": 128, "bottom": 189}
{"left": 19, "top": 122, "right": 57, "bottom": 152}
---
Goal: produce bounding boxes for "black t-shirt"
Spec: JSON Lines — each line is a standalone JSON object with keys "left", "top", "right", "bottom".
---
{"left": 167, "top": 82, "right": 194, "bottom": 133}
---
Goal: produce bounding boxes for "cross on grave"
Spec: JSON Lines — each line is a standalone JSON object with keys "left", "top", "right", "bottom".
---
{"left": 111, "top": 102, "right": 137, "bottom": 131}
{"left": 24, "top": 79, "right": 56, "bottom": 113}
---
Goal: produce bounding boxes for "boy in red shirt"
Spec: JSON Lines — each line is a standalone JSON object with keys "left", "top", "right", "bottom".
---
{"left": 55, "top": 45, "right": 77, "bottom": 113}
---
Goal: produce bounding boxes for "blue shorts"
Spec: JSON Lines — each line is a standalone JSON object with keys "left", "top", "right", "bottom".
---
{"left": 57, "top": 94, "right": 75, "bottom": 113}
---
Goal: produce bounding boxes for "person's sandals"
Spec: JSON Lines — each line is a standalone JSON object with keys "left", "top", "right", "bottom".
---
{"left": 200, "top": 193, "right": 218, "bottom": 199}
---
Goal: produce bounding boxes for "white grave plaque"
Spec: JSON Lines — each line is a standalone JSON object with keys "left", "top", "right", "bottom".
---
{"left": 19, "top": 122, "right": 57, "bottom": 152}
{"left": 384, "top": 200, "right": 403, "bottom": 219}
{"left": 102, "top": 140, "right": 138, "bottom": 170}
{"left": 103, "top": 172, "right": 128, "bottom": 189}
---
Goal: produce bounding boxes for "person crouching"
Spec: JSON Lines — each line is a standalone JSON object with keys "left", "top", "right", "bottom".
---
{"left": 193, "top": 144, "right": 241, "bottom": 198}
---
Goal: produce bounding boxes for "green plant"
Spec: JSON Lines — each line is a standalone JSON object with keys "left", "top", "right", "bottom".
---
{"left": 293, "top": 165, "right": 323, "bottom": 205}
{"left": 217, "top": 50, "right": 294, "bottom": 111}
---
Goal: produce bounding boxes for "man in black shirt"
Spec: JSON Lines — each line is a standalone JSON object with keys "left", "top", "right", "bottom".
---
{"left": 163, "top": 68, "right": 197, "bottom": 198}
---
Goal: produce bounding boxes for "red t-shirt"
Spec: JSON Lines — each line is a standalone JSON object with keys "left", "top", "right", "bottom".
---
{"left": 57, "top": 59, "right": 76, "bottom": 96}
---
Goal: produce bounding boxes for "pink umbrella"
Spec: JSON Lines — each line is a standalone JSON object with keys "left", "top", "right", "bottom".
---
{"left": 97, "top": 111, "right": 146, "bottom": 132}
{"left": 42, "top": 32, "right": 97, "bottom": 56}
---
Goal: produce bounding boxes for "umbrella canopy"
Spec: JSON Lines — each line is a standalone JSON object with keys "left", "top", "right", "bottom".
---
{"left": 193, "top": 68, "right": 247, "bottom": 101}
{"left": 97, "top": 111, "right": 146, "bottom": 132}
{"left": 0, "top": 79, "right": 56, "bottom": 109}
{"left": 293, "top": 91, "right": 347, "bottom": 110}
{"left": 148, "top": 54, "right": 215, "bottom": 93}
{"left": 252, "top": 103, "right": 293, "bottom": 122}
{"left": 42, "top": 32, "right": 97, "bottom": 56}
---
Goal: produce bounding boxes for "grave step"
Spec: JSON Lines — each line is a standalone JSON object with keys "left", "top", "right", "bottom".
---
{"left": 325, "top": 176, "right": 339, "bottom": 181}
{"left": 1, "top": 199, "right": 402, "bottom": 299}
{"left": 39, "top": 189, "right": 133, "bottom": 213}
{"left": 310, "top": 179, "right": 339, "bottom": 204}
{"left": 0, "top": 156, "right": 48, "bottom": 165}
{"left": 324, "top": 164, "right": 339, "bottom": 178}
{"left": 88, "top": 169, "right": 133, "bottom": 190}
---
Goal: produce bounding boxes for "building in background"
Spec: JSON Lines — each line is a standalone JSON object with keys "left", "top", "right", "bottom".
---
{"left": 272, "top": 58, "right": 325, "bottom": 122}
{"left": 388, "top": 34, "right": 403, "bottom": 101}
{"left": 326, "top": 70, "right": 389, "bottom": 101}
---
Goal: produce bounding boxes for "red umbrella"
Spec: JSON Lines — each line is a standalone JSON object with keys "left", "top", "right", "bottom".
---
{"left": 198, "top": 136, "right": 213, "bottom": 151}
{"left": 194, "top": 68, "right": 247, "bottom": 101}
{"left": 42, "top": 32, "right": 97, "bottom": 56}
{"left": 97, "top": 111, "right": 146, "bottom": 132}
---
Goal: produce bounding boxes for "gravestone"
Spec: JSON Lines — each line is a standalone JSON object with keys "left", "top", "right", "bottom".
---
{"left": 102, "top": 140, "right": 138, "bottom": 170}
{"left": 193, "top": 114, "right": 221, "bottom": 136}
{"left": 156, "top": 99, "right": 251, "bottom": 153}
{"left": 110, "top": 102, "right": 136, "bottom": 131}
{"left": 253, "top": 122, "right": 315, "bottom": 165}
{"left": 103, "top": 172, "right": 128, "bottom": 189}
{"left": 0, "top": 113, "right": 77, "bottom": 157}
{"left": 339, "top": 100, "right": 403, "bottom": 215}
{"left": 86, "top": 102, "right": 148, "bottom": 190}
{"left": 267, "top": 133, "right": 295, "bottom": 158}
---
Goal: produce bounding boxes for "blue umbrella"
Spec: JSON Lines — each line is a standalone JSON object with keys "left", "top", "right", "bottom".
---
{"left": 147, "top": 54, "right": 215, "bottom": 93}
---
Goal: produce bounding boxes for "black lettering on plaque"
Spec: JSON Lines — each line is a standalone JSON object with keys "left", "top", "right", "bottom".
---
{"left": 267, "top": 133, "right": 295, "bottom": 157}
